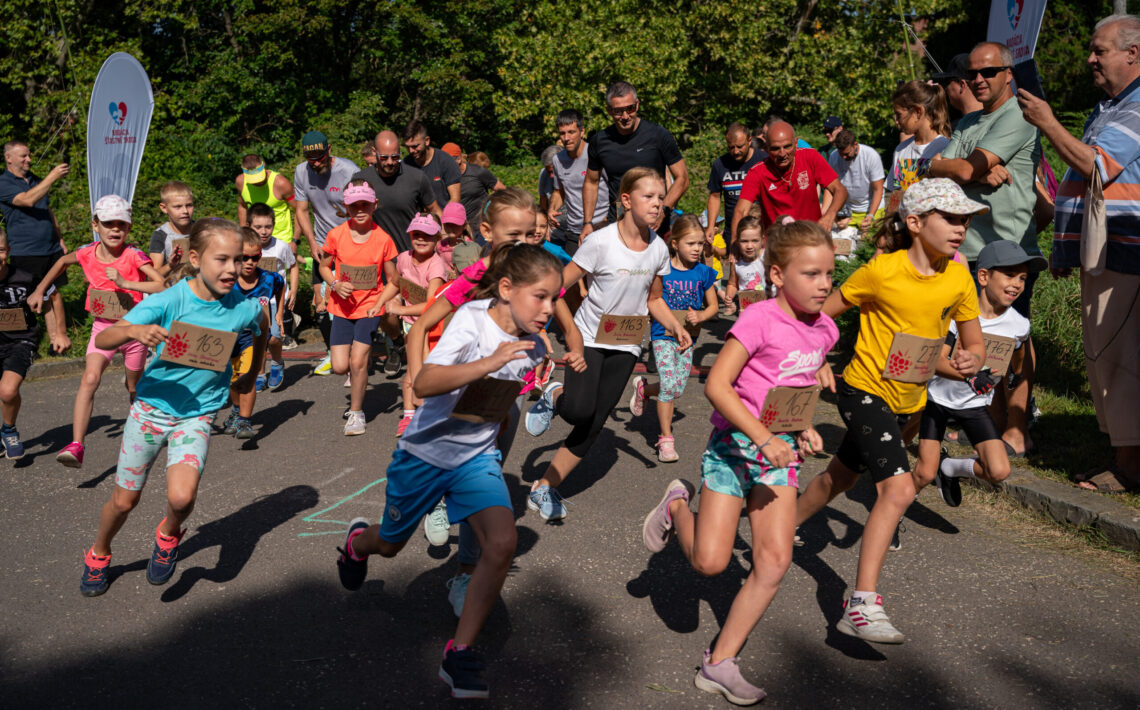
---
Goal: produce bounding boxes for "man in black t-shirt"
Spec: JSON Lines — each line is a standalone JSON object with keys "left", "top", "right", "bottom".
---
{"left": 353, "top": 131, "right": 440, "bottom": 253}
{"left": 402, "top": 120, "right": 461, "bottom": 208}
{"left": 580, "top": 82, "right": 689, "bottom": 238}
{"left": 706, "top": 122, "right": 763, "bottom": 246}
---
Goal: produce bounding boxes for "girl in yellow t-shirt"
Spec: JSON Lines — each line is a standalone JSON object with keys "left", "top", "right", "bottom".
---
{"left": 795, "top": 178, "right": 987, "bottom": 645}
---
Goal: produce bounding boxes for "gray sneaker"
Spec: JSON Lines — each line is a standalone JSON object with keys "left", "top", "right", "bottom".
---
{"left": 694, "top": 649, "right": 766, "bottom": 705}
{"left": 344, "top": 410, "right": 366, "bottom": 436}
{"left": 423, "top": 499, "right": 451, "bottom": 546}
{"left": 837, "top": 594, "right": 905, "bottom": 644}
{"left": 641, "top": 479, "right": 694, "bottom": 553}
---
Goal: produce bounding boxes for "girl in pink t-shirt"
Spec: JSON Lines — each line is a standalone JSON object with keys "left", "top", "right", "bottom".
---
{"left": 640, "top": 219, "right": 838, "bottom": 705}
{"left": 28, "top": 195, "right": 165, "bottom": 469}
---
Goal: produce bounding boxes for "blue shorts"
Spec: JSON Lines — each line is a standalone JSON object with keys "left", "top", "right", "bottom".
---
{"left": 379, "top": 448, "right": 509, "bottom": 543}
{"left": 330, "top": 315, "right": 380, "bottom": 346}
{"left": 700, "top": 428, "right": 800, "bottom": 498}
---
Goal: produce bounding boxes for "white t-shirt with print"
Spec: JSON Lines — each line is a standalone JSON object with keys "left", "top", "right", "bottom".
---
{"left": 734, "top": 256, "right": 767, "bottom": 292}
{"left": 399, "top": 299, "right": 546, "bottom": 469}
{"left": 886, "top": 135, "right": 951, "bottom": 193}
{"left": 259, "top": 237, "right": 297, "bottom": 299}
{"left": 571, "top": 222, "right": 671, "bottom": 355}
{"left": 927, "top": 307, "right": 1030, "bottom": 409}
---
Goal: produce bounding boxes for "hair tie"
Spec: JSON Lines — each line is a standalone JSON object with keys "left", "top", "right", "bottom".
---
{"left": 779, "top": 215, "right": 795, "bottom": 226}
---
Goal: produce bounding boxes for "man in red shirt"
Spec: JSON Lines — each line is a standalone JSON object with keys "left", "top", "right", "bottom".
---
{"left": 731, "top": 121, "right": 847, "bottom": 234}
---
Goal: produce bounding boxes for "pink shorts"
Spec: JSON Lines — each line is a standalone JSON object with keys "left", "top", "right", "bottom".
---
{"left": 87, "top": 317, "right": 148, "bottom": 371}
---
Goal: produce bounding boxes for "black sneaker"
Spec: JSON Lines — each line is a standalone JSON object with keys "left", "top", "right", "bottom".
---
{"left": 889, "top": 518, "right": 905, "bottom": 551}
{"left": 336, "top": 518, "right": 370, "bottom": 591}
{"left": 80, "top": 549, "right": 111, "bottom": 597}
{"left": 935, "top": 447, "right": 961, "bottom": 507}
{"left": 147, "top": 526, "right": 185, "bottom": 585}
{"left": 220, "top": 409, "right": 240, "bottom": 435}
{"left": 233, "top": 417, "right": 255, "bottom": 440}
{"left": 439, "top": 642, "right": 489, "bottom": 699}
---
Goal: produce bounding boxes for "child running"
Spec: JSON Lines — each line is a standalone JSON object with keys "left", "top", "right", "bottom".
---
{"left": 629, "top": 214, "right": 718, "bottom": 462}
{"left": 30, "top": 195, "right": 165, "bottom": 468}
{"left": 79, "top": 217, "right": 267, "bottom": 596}
{"left": 217, "top": 228, "right": 284, "bottom": 439}
{"left": 524, "top": 167, "right": 691, "bottom": 521}
{"left": 336, "top": 243, "right": 562, "bottom": 700}
{"left": 794, "top": 178, "right": 987, "bottom": 644}
{"left": 147, "top": 181, "right": 195, "bottom": 276}
{"left": 320, "top": 181, "right": 398, "bottom": 436}
{"left": 248, "top": 202, "right": 299, "bottom": 388}
{"left": 642, "top": 218, "right": 837, "bottom": 705}
{"left": 914, "top": 240, "right": 1039, "bottom": 505}
{"left": 373, "top": 213, "right": 447, "bottom": 437}
{"left": 439, "top": 202, "right": 468, "bottom": 278}
{"left": 723, "top": 216, "right": 768, "bottom": 314}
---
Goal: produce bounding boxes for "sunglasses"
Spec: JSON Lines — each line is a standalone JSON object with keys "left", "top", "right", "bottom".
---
{"left": 608, "top": 102, "right": 638, "bottom": 117}
{"left": 376, "top": 153, "right": 400, "bottom": 161}
{"left": 305, "top": 150, "right": 329, "bottom": 163}
{"left": 967, "top": 66, "right": 1010, "bottom": 80}
{"left": 240, "top": 254, "right": 262, "bottom": 262}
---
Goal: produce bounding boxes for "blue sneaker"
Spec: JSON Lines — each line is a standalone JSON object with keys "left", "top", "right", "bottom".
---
{"left": 439, "top": 641, "right": 489, "bottom": 699}
{"left": 336, "top": 517, "right": 370, "bottom": 591}
{"left": 1, "top": 424, "right": 25, "bottom": 460}
{"left": 525, "top": 382, "right": 561, "bottom": 436}
{"left": 267, "top": 361, "right": 285, "bottom": 390}
{"left": 527, "top": 484, "right": 568, "bottom": 521}
{"left": 255, "top": 374, "right": 267, "bottom": 392}
{"left": 146, "top": 524, "right": 185, "bottom": 585}
{"left": 220, "top": 408, "right": 239, "bottom": 435}
{"left": 80, "top": 548, "right": 111, "bottom": 597}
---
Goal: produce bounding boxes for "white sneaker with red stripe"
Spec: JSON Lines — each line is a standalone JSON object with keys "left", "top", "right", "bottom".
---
{"left": 837, "top": 594, "right": 905, "bottom": 644}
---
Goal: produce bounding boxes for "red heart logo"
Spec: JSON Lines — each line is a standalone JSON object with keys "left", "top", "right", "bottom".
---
{"left": 603, "top": 321, "right": 616, "bottom": 333}
{"left": 118, "top": 102, "right": 127, "bottom": 122}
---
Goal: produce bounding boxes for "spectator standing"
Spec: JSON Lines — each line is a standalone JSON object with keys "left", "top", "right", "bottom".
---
{"left": 826, "top": 130, "right": 885, "bottom": 235}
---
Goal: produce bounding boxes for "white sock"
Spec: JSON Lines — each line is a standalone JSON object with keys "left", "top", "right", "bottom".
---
{"left": 403, "top": 409, "right": 415, "bottom": 417}
{"left": 852, "top": 590, "right": 876, "bottom": 604}
{"left": 941, "top": 457, "right": 978, "bottom": 479}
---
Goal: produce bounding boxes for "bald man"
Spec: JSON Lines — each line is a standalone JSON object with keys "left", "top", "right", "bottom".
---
{"left": 732, "top": 121, "right": 846, "bottom": 235}
{"left": 352, "top": 131, "right": 440, "bottom": 253}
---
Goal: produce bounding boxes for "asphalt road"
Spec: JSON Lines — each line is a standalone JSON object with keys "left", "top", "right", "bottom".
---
{"left": 1, "top": 324, "right": 1137, "bottom": 709}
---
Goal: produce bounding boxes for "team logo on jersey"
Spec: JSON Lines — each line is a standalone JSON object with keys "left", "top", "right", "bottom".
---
{"left": 941, "top": 304, "right": 953, "bottom": 320}
{"left": 797, "top": 171, "right": 810, "bottom": 190}
{"left": 387, "top": 504, "right": 402, "bottom": 522}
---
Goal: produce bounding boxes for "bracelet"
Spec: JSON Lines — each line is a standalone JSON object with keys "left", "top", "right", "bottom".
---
{"left": 758, "top": 435, "right": 774, "bottom": 450}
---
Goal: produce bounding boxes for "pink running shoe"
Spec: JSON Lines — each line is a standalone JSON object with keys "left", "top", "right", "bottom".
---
{"left": 629, "top": 376, "right": 647, "bottom": 417}
{"left": 656, "top": 435, "right": 679, "bottom": 463}
{"left": 57, "top": 441, "right": 85, "bottom": 468}
{"left": 396, "top": 413, "right": 414, "bottom": 438}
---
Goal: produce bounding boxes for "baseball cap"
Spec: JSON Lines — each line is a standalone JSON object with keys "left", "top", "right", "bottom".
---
{"left": 93, "top": 194, "right": 132, "bottom": 223}
{"left": 976, "top": 240, "right": 1048, "bottom": 273}
{"left": 441, "top": 202, "right": 467, "bottom": 226}
{"left": 933, "top": 53, "right": 972, "bottom": 83}
{"left": 899, "top": 178, "right": 989, "bottom": 218}
{"left": 343, "top": 183, "right": 376, "bottom": 205}
{"left": 407, "top": 213, "right": 441, "bottom": 236}
{"left": 823, "top": 116, "right": 843, "bottom": 131}
{"left": 243, "top": 162, "right": 267, "bottom": 183}
{"left": 440, "top": 142, "right": 463, "bottom": 160}
{"left": 302, "top": 130, "right": 329, "bottom": 153}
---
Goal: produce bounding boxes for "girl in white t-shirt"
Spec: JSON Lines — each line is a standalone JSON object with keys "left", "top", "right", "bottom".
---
{"left": 523, "top": 167, "right": 691, "bottom": 521}
{"left": 336, "top": 242, "right": 563, "bottom": 701}
{"left": 885, "top": 81, "right": 952, "bottom": 212}
{"left": 724, "top": 216, "right": 768, "bottom": 313}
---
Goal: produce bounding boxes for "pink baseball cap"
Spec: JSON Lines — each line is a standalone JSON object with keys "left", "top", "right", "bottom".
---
{"left": 407, "top": 213, "right": 441, "bottom": 236}
{"left": 441, "top": 202, "right": 467, "bottom": 226}
{"left": 343, "top": 183, "right": 377, "bottom": 205}
{"left": 93, "top": 194, "right": 132, "bottom": 223}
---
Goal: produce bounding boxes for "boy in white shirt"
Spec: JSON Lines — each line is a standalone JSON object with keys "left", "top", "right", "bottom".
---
{"left": 248, "top": 203, "right": 299, "bottom": 388}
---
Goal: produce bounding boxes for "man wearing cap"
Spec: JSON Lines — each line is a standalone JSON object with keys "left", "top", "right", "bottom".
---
{"left": 934, "top": 54, "right": 984, "bottom": 129}
{"left": 705, "top": 122, "right": 763, "bottom": 248}
{"left": 293, "top": 131, "right": 360, "bottom": 268}
{"left": 353, "top": 131, "right": 440, "bottom": 254}
{"left": 825, "top": 129, "right": 885, "bottom": 236}
{"left": 1018, "top": 13, "right": 1140, "bottom": 493}
{"left": 236, "top": 154, "right": 296, "bottom": 254}
{"left": 0, "top": 140, "right": 69, "bottom": 351}
{"left": 580, "top": 81, "right": 689, "bottom": 239}
{"left": 548, "top": 109, "right": 609, "bottom": 256}
{"left": 821, "top": 116, "right": 844, "bottom": 156}
{"left": 732, "top": 121, "right": 847, "bottom": 235}
{"left": 445, "top": 142, "right": 504, "bottom": 230}
{"left": 402, "top": 120, "right": 461, "bottom": 208}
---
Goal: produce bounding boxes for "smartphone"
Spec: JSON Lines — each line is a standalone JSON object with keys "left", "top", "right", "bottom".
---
{"left": 1013, "top": 59, "right": 1046, "bottom": 102}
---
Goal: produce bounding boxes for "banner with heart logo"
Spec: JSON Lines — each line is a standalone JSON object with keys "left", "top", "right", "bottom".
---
{"left": 86, "top": 53, "right": 154, "bottom": 228}
{"left": 986, "top": 0, "right": 1047, "bottom": 65}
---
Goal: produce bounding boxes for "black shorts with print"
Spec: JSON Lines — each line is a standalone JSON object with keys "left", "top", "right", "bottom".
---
{"left": 835, "top": 381, "right": 912, "bottom": 484}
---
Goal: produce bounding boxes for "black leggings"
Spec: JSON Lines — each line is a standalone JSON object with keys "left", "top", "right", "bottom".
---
{"left": 557, "top": 346, "right": 638, "bottom": 458}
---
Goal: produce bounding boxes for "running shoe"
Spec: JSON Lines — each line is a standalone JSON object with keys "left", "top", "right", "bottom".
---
{"left": 343, "top": 374, "right": 352, "bottom": 388}
{"left": 439, "top": 641, "right": 489, "bottom": 700}
{"left": 446, "top": 573, "right": 471, "bottom": 618}
{"left": 642, "top": 479, "right": 694, "bottom": 553}
{"left": 314, "top": 353, "right": 333, "bottom": 376}
{"left": 396, "top": 413, "right": 413, "bottom": 438}
{"left": 935, "top": 447, "right": 961, "bottom": 507}
{"left": 221, "top": 409, "right": 240, "bottom": 435}
{"left": 535, "top": 359, "right": 556, "bottom": 392}
{"left": 423, "top": 499, "right": 450, "bottom": 546}
{"left": 56, "top": 441, "right": 84, "bottom": 468}
{"left": 628, "top": 375, "right": 647, "bottom": 416}
{"left": 525, "top": 382, "right": 561, "bottom": 436}
{"left": 656, "top": 435, "right": 679, "bottom": 463}
{"left": 889, "top": 517, "right": 905, "bottom": 551}
{"left": 80, "top": 548, "right": 111, "bottom": 597}
{"left": 344, "top": 411, "right": 366, "bottom": 436}
{"left": 693, "top": 649, "right": 766, "bottom": 705}
{"left": 146, "top": 522, "right": 185, "bottom": 586}
{"left": 234, "top": 417, "right": 255, "bottom": 440}
{"left": 837, "top": 594, "right": 905, "bottom": 644}
{"left": 255, "top": 374, "right": 267, "bottom": 392}
{"left": 281, "top": 335, "right": 299, "bottom": 351}
{"left": 336, "top": 517, "right": 370, "bottom": 591}
{"left": 267, "top": 361, "right": 285, "bottom": 390}
{"left": 527, "top": 483, "right": 568, "bottom": 521}
{"left": 1, "top": 424, "right": 25, "bottom": 460}
{"left": 384, "top": 345, "right": 404, "bottom": 375}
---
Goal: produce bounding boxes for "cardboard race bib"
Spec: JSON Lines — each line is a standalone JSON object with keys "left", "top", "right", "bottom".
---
{"left": 758, "top": 385, "right": 822, "bottom": 433}
{"left": 0, "top": 308, "right": 27, "bottom": 331}
{"left": 671, "top": 309, "right": 702, "bottom": 339}
{"left": 399, "top": 277, "right": 428, "bottom": 305}
{"left": 882, "top": 332, "right": 944, "bottom": 383}
{"left": 834, "top": 238, "right": 854, "bottom": 256}
{"left": 159, "top": 320, "right": 239, "bottom": 372}
{"left": 257, "top": 256, "right": 279, "bottom": 273}
{"left": 170, "top": 237, "right": 189, "bottom": 259}
{"left": 739, "top": 290, "right": 766, "bottom": 309}
{"left": 951, "top": 333, "right": 1018, "bottom": 377}
{"left": 340, "top": 263, "right": 378, "bottom": 290}
{"left": 89, "top": 289, "right": 135, "bottom": 320}
{"left": 450, "top": 377, "right": 523, "bottom": 423}
{"left": 594, "top": 315, "right": 649, "bottom": 346}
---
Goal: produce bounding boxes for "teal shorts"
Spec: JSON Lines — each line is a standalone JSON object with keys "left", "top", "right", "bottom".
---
{"left": 115, "top": 400, "right": 213, "bottom": 491}
{"left": 700, "top": 428, "right": 800, "bottom": 498}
